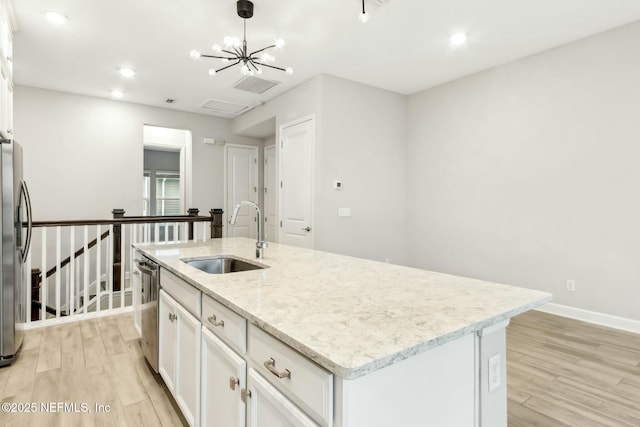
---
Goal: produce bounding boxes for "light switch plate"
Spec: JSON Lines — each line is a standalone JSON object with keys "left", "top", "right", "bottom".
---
{"left": 338, "top": 208, "right": 351, "bottom": 217}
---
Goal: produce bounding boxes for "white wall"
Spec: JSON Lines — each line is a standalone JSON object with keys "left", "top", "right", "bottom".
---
{"left": 319, "top": 75, "right": 407, "bottom": 263}
{"left": 14, "top": 85, "right": 261, "bottom": 221}
{"left": 406, "top": 22, "right": 640, "bottom": 320}
{"left": 233, "top": 75, "right": 407, "bottom": 263}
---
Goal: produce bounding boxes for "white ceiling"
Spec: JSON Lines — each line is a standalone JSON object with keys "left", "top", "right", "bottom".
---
{"left": 12, "top": 0, "right": 640, "bottom": 118}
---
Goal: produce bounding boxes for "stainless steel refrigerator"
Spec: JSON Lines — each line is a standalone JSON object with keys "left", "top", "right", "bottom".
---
{"left": 0, "top": 139, "right": 32, "bottom": 366}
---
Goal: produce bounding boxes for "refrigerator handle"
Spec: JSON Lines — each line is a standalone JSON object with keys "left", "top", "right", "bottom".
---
{"left": 21, "top": 181, "right": 33, "bottom": 263}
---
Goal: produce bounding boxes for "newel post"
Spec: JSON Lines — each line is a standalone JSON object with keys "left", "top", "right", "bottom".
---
{"left": 112, "top": 208, "right": 125, "bottom": 292}
{"left": 187, "top": 208, "right": 199, "bottom": 240}
{"left": 210, "top": 209, "right": 223, "bottom": 239}
{"left": 30, "top": 268, "right": 42, "bottom": 321}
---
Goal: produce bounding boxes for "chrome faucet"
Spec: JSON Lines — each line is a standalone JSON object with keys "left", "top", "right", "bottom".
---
{"left": 230, "top": 200, "right": 268, "bottom": 259}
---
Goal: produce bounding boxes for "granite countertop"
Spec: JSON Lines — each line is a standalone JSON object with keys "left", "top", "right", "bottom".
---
{"left": 135, "top": 237, "right": 551, "bottom": 380}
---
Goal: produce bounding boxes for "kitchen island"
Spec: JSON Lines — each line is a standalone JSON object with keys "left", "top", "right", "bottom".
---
{"left": 135, "top": 237, "right": 551, "bottom": 427}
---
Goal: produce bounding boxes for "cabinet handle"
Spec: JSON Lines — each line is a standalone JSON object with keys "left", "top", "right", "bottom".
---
{"left": 264, "top": 358, "right": 291, "bottom": 379}
{"left": 229, "top": 376, "right": 240, "bottom": 391}
{"left": 241, "top": 388, "right": 251, "bottom": 403}
{"left": 207, "top": 314, "right": 225, "bottom": 327}
{"left": 168, "top": 313, "right": 177, "bottom": 322}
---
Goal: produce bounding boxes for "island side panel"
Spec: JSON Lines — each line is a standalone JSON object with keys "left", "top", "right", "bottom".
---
{"left": 476, "top": 320, "right": 509, "bottom": 427}
{"left": 334, "top": 333, "right": 475, "bottom": 427}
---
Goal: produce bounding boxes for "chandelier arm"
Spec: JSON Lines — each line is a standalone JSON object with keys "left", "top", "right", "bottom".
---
{"left": 222, "top": 49, "right": 238, "bottom": 56}
{"left": 252, "top": 60, "right": 287, "bottom": 72}
{"left": 215, "top": 59, "right": 242, "bottom": 73}
{"left": 201, "top": 54, "right": 238, "bottom": 60}
{"left": 248, "top": 60, "right": 260, "bottom": 71}
{"left": 233, "top": 47, "right": 244, "bottom": 57}
{"left": 249, "top": 45, "right": 276, "bottom": 57}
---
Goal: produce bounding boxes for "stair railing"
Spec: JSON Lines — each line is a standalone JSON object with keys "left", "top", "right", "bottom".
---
{"left": 27, "top": 208, "right": 223, "bottom": 326}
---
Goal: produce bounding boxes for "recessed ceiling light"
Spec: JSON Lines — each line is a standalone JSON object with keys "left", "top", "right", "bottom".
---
{"left": 450, "top": 32, "right": 468, "bottom": 47}
{"left": 119, "top": 68, "right": 136, "bottom": 78}
{"left": 45, "top": 11, "right": 68, "bottom": 25}
{"left": 111, "top": 90, "right": 124, "bottom": 98}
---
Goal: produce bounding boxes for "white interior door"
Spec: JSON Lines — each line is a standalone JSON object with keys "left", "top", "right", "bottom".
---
{"left": 264, "top": 145, "right": 278, "bottom": 243}
{"left": 226, "top": 145, "right": 259, "bottom": 238}
{"left": 279, "top": 118, "right": 314, "bottom": 248}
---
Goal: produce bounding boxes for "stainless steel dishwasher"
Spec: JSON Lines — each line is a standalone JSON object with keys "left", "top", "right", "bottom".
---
{"left": 137, "top": 256, "right": 159, "bottom": 372}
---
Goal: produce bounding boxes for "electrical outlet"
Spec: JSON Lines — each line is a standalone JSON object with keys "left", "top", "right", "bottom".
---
{"left": 566, "top": 279, "right": 576, "bottom": 292}
{"left": 488, "top": 354, "right": 501, "bottom": 392}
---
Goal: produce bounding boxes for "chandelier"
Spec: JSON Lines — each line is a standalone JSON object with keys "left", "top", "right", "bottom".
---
{"left": 190, "top": 0, "right": 292, "bottom": 77}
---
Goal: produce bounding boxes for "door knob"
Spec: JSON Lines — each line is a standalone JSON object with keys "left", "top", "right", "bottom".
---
{"left": 301, "top": 227, "right": 311, "bottom": 232}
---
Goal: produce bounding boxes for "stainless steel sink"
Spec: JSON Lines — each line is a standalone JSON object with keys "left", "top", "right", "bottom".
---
{"left": 181, "top": 256, "right": 267, "bottom": 274}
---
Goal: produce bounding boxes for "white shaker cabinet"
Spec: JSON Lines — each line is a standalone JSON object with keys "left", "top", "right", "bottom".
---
{"left": 201, "top": 327, "right": 246, "bottom": 427}
{"left": 159, "top": 289, "right": 201, "bottom": 427}
{"left": 246, "top": 368, "right": 318, "bottom": 427}
{"left": 159, "top": 290, "right": 177, "bottom": 392}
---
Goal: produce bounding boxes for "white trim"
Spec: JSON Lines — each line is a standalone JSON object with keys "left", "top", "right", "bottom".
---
{"left": 18, "top": 306, "right": 135, "bottom": 331}
{"left": 223, "top": 143, "right": 260, "bottom": 237}
{"left": 536, "top": 303, "right": 640, "bottom": 334}
{"left": 278, "top": 114, "right": 316, "bottom": 248}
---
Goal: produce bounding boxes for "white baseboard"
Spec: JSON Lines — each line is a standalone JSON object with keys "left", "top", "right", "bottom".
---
{"left": 535, "top": 303, "right": 640, "bottom": 334}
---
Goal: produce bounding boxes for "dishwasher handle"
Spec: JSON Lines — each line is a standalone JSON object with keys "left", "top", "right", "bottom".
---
{"left": 136, "top": 259, "right": 158, "bottom": 275}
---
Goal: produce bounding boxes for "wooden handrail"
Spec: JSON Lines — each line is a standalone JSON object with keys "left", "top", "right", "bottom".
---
{"left": 45, "top": 230, "right": 110, "bottom": 279}
{"left": 32, "top": 215, "right": 213, "bottom": 228}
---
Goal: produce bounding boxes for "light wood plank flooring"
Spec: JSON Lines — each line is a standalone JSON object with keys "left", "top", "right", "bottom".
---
{"left": 0, "top": 313, "right": 187, "bottom": 427}
{"left": 508, "top": 310, "right": 640, "bottom": 427}
{"left": 1, "top": 310, "right": 639, "bottom": 426}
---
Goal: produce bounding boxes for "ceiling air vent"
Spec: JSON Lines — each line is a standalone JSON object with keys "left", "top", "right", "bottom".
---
{"left": 365, "top": 0, "right": 390, "bottom": 8}
{"left": 200, "top": 99, "right": 250, "bottom": 115}
{"left": 233, "top": 76, "right": 280, "bottom": 94}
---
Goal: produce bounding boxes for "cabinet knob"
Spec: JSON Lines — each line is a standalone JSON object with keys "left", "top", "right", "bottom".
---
{"left": 229, "top": 376, "right": 240, "bottom": 391}
{"left": 241, "top": 388, "right": 252, "bottom": 403}
{"left": 207, "top": 314, "right": 225, "bottom": 327}
{"left": 168, "top": 313, "right": 177, "bottom": 322}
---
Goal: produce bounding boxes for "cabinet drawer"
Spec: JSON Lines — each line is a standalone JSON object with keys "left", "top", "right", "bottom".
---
{"left": 202, "top": 294, "right": 247, "bottom": 354}
{"left": 160, "top": 269, "right": 201, "bottom": 318}
{"left": 248, "top": 325, "right": 333, "bottom": 427}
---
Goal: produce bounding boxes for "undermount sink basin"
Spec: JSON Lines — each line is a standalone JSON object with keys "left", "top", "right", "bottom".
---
{"left": 181, "top": 256, "right": 267, "bottom": 274}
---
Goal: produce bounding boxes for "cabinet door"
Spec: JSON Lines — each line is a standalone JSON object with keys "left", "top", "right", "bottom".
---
{"left": 246, "top": 368, "right": 318, "bottom": 427}
{"left": 201, "top": 327, "right": 246, "bottom": 427}
{"left": 159, "top": 290, "right": 177, "bottom": 393}
{"left": 175, "top": 302, "right": 201, "bottom": 427}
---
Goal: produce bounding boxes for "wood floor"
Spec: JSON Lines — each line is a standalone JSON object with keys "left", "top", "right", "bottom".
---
{"left": 508, "top": 310, "right": 640, "bottom": 427}
{"left": 0, "top": 313, "right": 187, "bottom": 427}
{"left": 1, "top": 310, "right": 639, "bottom": 426}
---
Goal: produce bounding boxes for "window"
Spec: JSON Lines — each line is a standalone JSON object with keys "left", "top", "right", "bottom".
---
{"left": 156, "top": 172, "right": 181, "bottom": 216}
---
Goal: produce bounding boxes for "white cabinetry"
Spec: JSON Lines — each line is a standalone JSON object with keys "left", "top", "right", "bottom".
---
{"left": 246, "top": 368, "right": 318, "bottom": 427}
{"left": 0, "top": 0, "right": 14, "bottom": 139}
{"left": 201, "top": 327, "right": 246, "bottom": 427}
{"left": 159, "top": 289, "right": 201, "bottom": 427}
{"left": 155, "top": 271, "right": 333, "bottom": 427}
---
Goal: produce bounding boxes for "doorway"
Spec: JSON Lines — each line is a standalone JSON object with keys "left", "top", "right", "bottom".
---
{"left": 142, "top": 125, "right": 192, "bottom": 216}
{"left": 279, "top": 116, "right": 314, "bottom": 248}
{"left": 225, "top": 144, "right": 259, "bottom": 238}
{"left": 264, "top": 144, "right": 277, "bottom": 243}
